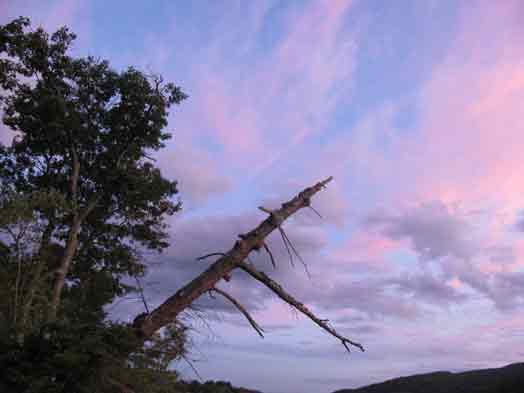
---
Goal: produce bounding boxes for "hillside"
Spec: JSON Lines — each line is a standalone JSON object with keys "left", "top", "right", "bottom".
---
{"left": 334, "top": 363, "right": 524, "bottom": 393}
{"left": 175, "top": 380, "right": 263, "bottom": 393}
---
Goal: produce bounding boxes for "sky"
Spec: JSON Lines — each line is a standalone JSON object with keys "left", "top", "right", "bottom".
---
{"left": 1, "top": 1, "right": 524, "bottom": 392}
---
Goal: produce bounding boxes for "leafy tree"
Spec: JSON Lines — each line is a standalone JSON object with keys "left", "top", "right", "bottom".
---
{"left": 0, "top": 16, "right": 185, "bottom": 327}
{"left": 0, "top": 17, "right": 187, "bottom": 392}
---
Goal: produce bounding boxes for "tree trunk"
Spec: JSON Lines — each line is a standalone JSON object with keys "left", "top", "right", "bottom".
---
{"left": 49, "top": 219, "right": 81, "bottom": 321}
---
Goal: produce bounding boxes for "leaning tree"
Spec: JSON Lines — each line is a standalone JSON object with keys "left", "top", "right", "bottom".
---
{"left": 0, "top": 17, "right": 363, "bottom": 393}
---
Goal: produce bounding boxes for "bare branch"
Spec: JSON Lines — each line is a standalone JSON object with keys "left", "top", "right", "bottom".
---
{"left": 196, "top": 252, "right": 228, "bottom": 261}
{"left": 181, "top": 352, "right": 203, "bottom": 381}
{"left": 135, "top": 176, "right": 336, "bottom": 339}
{"left": 257, "top": 206, "right": 273, "bottom": 215}
{"left": 210, "top": 287, "right": 264, "bottom": 338}
{"left": 278, "top": 226, "right": 295, "bottom": 268}
{"left": 279, "top": 226, "right": 310, "bottom": 278}
{"left": 260, "top": 203, "right": 309, "bottom": 275}
{"left": 134, "top": 276, "right": 150, "bottom": 314}
{"left": 239, "top": 261, "right": 364, "bottom": 353}
{"left": 263, "top": 242, "right": 276, "bottom": 269}
{"left": 308, "top": 205, "right": 323, "bottom": 219}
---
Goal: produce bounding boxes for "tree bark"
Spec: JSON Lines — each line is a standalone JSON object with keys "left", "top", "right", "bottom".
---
{"left": 49, "top": 219, "right": 81, "bottom": 321}
{"left": 49, "top": 196, "right": 99, "bottom": 321}
{"left": 49, "top": 150, "right": 99, "bottom": 324}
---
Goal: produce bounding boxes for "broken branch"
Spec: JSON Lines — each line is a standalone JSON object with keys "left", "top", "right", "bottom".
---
{"left": 239, "top": 260, "right": 364, "bottom": 352}
{"left": 278, "top": 226, "right": 295, "bottom": 268}
{"left": 308, "top": 205, "right": 323, "bottom": 218}
{"left": 134, "top": 177, "right": 345, "bottom": 346}
{"left": 210, "top": 287, "right": 264, "bottom": 338}
{"left": 279, "top": 226, "right": 310, "bottom": 278}
{"left": 263, "top": 242, "right": 277, "bottom": 269}
{"left": 196, "top": 252, "right": 228, "bottom": 261}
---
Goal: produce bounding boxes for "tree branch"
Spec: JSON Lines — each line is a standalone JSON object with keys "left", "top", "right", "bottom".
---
{"left": 49, "top": 195, "right": 99, "bottom": 321}
{"left": 70, "top": 146, "right": 80, "bottom": 214}
{"left": 134, "top": 176, "right": 334, "bottom": 338}
{"left": 135, "top": 276, "right": 150, "bottom": 314}
{"left": 196, "top": 252, "right": 228, "bottom": 261}
{"left": 262, "top": 242, "right": 276, "bottom": 269}
{"left": 210, "top": 287, "right": 264, "bottom": 338}
{"left": 238, "top": 260, "right": 364, "bottom": 352}
{"left": 279, "top": 226, "right": 310, "bottom": 278}
{"left": 308, "top": 205, "right": 323, "bottom": 218}
{"left": 278, "top": 226, "right": 295, "bottom": 268}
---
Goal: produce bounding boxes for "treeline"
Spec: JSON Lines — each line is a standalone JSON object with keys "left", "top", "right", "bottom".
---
{"left": 176, "top": 380, "right": 261, "bottom": 393}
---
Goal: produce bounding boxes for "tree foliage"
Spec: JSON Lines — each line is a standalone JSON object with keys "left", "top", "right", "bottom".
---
{"left": 0, "top": 17, "right": 187, "bottom": 392}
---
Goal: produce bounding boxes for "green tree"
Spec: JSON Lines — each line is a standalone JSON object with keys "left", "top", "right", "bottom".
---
{"left": 0, "top": 17, "right": 188, "bottom": 392}
{"left": 0, "top": 16, "right": 185, "bottom": 327}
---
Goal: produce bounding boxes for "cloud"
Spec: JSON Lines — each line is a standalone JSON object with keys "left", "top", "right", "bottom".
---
{"left": 489, "top": 272, "right": 524, "bottom": 310}
{"left": 387, "top": 273, "right": 468, "bottom": 305}
{"left": 444, "top": 257, "right": 524, "bottom": 313}
{"left": 514, "top": 212, "right": 524, "bottom": 233}
{"left": 365, "top": 202, "right": 477, "bottom": 262}
{"left": 328, "top": 229, "right": 405, "bottom": 273}
{"left": 339, "top": 324, "right": 382, "bottom": 336}
{"left": 172, "top": 0, "right": 359, "bottom": 175}
{"left": 391, "top": 1, "right": 524, "bottom": 210}
{"left": 1, "top": 0, "right": 90, "bottom": 48}
{"left": 303, "top": 277, "right": 421, "bottom": 320}
{"left": 362, "top": 202, "right": 524, "bottom": 312}
{"left": 158, "top": 146, "right": 233, "bottom": 207}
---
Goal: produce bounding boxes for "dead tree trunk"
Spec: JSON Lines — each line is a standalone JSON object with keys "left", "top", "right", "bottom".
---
{"left": 133, "top": 177, "right": 364, "bottom": 353}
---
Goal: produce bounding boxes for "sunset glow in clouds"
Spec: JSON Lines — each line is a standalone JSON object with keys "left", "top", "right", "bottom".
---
{"left": 1, "top": 1, "right": 524, "bottom": 392}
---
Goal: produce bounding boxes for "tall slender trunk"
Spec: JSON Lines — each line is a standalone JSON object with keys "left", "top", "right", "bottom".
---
{"left": 48, "top": 147, "right": 81, "bottom": 322}
{"left": 48, "top": 196, "right": 98, "bottom": 322}
{"left": 48, "top": 220, "right": 80, "bottom": 321}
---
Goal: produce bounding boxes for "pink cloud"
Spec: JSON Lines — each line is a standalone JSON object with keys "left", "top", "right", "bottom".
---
{"left": 1, "top": 0, "right": 90, "bottom": 44}
{"left": 446, "top": 276, "right": 463, "bottom": 290}
{"left": 404, "top": 1, "right": 524, "bottom": 209}
{"left": 189, "top": 0, "right": 359, "bottom": 173}
{"left": 330, "top": 230, "right": 405, "bottom": 273}
{"left": 250, "top": 300, "right": 302, "bottom": 330}
{"left": 318, "top": 1, "right": 524, "bottom": 291}
{"left": 375, "top": 2, "right": 524, "bottom": 292}
{"left": 157, "top": 145, "right": 233, "bottom": 207}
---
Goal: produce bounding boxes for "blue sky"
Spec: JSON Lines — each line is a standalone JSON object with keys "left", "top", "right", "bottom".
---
{"left": 1, "top": 1, "right": 524, "bottom": 393}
